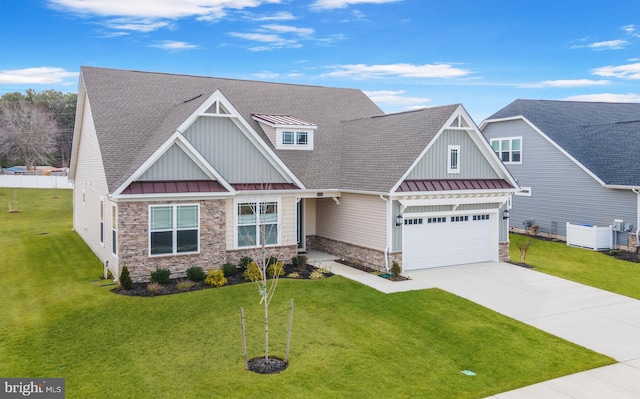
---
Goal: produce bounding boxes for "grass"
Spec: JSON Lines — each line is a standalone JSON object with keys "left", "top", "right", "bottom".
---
{"left": 0, "top": 188, "right": 614, "bottom": 399}
{"left": 510, "top": 233, "right": 640, "bottom": 299}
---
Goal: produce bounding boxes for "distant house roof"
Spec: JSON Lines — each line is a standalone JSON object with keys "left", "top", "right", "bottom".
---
{"left": 485, "top": 99, "right": 640, "bottom": 187}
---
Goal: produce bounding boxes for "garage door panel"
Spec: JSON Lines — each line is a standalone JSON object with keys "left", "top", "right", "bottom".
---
{"left": 403, "top": 214, "right": 496, "bottom": 270}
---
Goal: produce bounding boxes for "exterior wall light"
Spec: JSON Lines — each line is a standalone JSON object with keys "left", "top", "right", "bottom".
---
{"left": 395, "top": 214, "right": 404, "bottom": 226}
{"left": 503, "top": 209, "right": 510, "bottom": 220}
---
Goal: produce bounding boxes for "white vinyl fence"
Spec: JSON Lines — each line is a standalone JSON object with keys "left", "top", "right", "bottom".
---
{"left": 566, "top": 222, "right": 613, "bottom": 250}
{"left": 0, "top": 175, "right": 73, "bottom": 189}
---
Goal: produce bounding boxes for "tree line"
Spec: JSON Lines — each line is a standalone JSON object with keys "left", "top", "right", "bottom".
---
{"left": 0, "top": 89, "right": 77, "bottom": 171}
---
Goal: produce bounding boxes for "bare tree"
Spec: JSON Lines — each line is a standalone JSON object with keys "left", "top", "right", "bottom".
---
{"left": 0, "top": 101, "right": 58, "bottom": 171}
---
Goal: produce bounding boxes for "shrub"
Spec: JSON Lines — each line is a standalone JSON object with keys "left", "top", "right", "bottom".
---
{"left": 243, "top": 261, "right": 262, "bottom": 282}
{"left": 222, "top": 262, "right": 238, "bottom": 277}
{"left": 119, "top": 266, "right": 133, "bottom": 290}
{"left": 309, "top": 269, "right": 325, "bottom": 280}
{"left": 205, "top": 269, "right": 227, "bottom": 287}
{"left": 146, "top": 282, "right": 162, "bottom": 295}
{"left": 176, "top": 279, "right": 195, "bottom": 291}
{"left": 287, "top": 272, "right": 300, "bottom": 279}
{"left": 266, "top": 256, "right": 279, "bottom": 267}
{"left": 268, "top": 261, "right": 284, "bottom": 278}
{"left": 391, "top": 261, "right": 401, "bottom": 278}
{"left": 292, "top": 255, "right": 308, "bottom": 271}
{"left": 186, "top": 266, "right": 206, "bottom": 282}
{"left": 150, "top": 268, "right": 171, "bottom": 284}
{"left": 238, "top": 256, "right": 253, "bottom": 270}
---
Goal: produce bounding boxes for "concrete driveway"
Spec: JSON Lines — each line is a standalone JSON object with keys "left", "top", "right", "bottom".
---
{"left": 404, "top": 262, "right": 640, "bottom": 399}
{"left": 308, "top": 252, "right": 640, "bottom": 398}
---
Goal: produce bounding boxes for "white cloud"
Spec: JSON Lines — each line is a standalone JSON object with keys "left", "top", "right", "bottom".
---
{"left": 229, "top": 24, "right": 315, "bottom": 50}
{"left": 572, "top": 39, "right": 628, "bottom": 50}
{"left": 245, "top": 11, "right": 296, "bottom": 21}
{"left": 105, "top": 18, "right": 171, "bottom": 32}
{"left": 252, "top": 72, "right": 280, "bottom": 79}
{"left": 0, "top": 67, "right": 78, "bottom": 85}
{"left": 363, "top": 90, "right": 430, "bottom": 106}
{"left": 563, "top": 93, "right": 640, "bottom": 102}
{"left": 310, "top": 0, "right": 401, "bottom": 10}
{"left": 592, "top": 62, "right": 640, "bottom": 79}
{"left": 519, "top": 79, "right": 611, "bottom": 88}
{"left": 326, "top": 63, "right": 472, "bottom": 79}
{"left": 261, "top": 24, "right": 314, "bottom": 36}
{"left": 622, "top": 24, "right": 640, "bottom": 38}
{"left": 47, "top": 0, "right": 282, "bottom": 31}
{"left": 150, "top": 40, "right": 201, "bottom": 51}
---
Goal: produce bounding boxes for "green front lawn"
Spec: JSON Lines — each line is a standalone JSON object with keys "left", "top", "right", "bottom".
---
{"left": 510, "top": 233, "right": 640, "bottom": 299}
{"left": 0, "top": 189, "right": 613, "bottom": 399}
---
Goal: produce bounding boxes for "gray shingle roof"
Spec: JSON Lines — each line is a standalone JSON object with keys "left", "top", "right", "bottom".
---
{"left": 339, "top": 105, "right": 460, "bottom": 192}
{"left": 80, "top": 67, "right": 462, "bottom": 194}
{"left": 81, "top": 66, "right": 385, "bottom": 193}
{"left": 487, "top": 99, "right": 640, "bottom": 186}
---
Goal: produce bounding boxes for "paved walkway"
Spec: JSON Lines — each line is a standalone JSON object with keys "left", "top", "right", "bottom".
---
{"left": 306, "top": 251, "right": 640, "bottom": 398}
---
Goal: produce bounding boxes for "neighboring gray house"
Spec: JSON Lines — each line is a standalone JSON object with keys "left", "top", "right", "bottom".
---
{"left": 70, "top": 66, "right": 517, "bottom": 283}
{"left": 481, "top": 99, "right": 640, "bottom": 250}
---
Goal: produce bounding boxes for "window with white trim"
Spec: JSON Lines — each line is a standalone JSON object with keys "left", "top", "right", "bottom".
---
{"left": 99, "top": 198, "right": 104, "bottom": 245}
{"left": 149, "top": 204, "right": 199, "bottom": 256}
{"left": 472, "top": 214, "right": 490, "bottom": 221}
{"left": 237, "top": 201, "right": 279, "bottom": 247}
{"left": 404, "top": 218, "right": 423, "bottom": 225}
{"left": 427, "top": 217, "right": 447, "bottom": 224}
{"left": 448, "top": 145, "right": 460, "bottom": 173}
{"left": 451, "top": 215, "right": 469, "bottom": 222}
{"left": 277, "top": 129, "right": 314, "bottom": 150}
{"left": 491, "top": 137, "right": 522, "bottom": 164}
{"left": 111, "top": 205, "right": 117, "bottom": 255}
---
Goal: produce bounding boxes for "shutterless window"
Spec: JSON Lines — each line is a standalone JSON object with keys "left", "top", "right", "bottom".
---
{"left": 448, "top": 145, "right": 460, "bottom": 173}
{"left": 100, "top": 199, "right": 104, "bottom": 244}
{"left": 492, "top": 138, "right": 522, "bottom": 164}
{"left": 282, "top": 131, "right": 295, "bottom": 145}
{"left": 296, "top": 131, "right": 308, "bottom": 145}
{"left": 237, "top": 202, "right": 278, "bottom": 247}
{"left": 149, "top": 205, "right": 199, "bottom": 256}
{"left": 112, "top": 205, "right": 117, "bottom": 255}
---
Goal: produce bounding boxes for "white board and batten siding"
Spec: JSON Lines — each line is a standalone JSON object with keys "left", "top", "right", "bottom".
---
{"left": 482, "top": 119, "right": 637, "bottom": 246}
{"left": 72, "top": 96, "right": 117, "bottom": 271}
{"left": 315, "top": 193, "right": 387, "bottom": 251}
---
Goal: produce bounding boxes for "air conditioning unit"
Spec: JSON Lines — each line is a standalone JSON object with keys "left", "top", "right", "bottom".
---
{"left": 613, "top": 219, "right": 624, "bottom": 232}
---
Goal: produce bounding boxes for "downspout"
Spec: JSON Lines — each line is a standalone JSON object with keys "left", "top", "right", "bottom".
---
{"left": 633, "top": 188, "right": 640, "bottom": 247}
{"left": 380, "top": 195, "right": 390, "bottom": 272}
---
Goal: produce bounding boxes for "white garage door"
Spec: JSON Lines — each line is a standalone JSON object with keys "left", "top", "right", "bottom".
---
{"left": 403, "top": 213, "right": 496, "bottom": 270}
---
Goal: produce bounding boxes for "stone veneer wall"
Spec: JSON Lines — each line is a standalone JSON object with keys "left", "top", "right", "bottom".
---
{"left": 118, "top": 200, "right": 300, "bottom": 283}
{"left": 306, "top": 235, "right": 394, "bottom": 272}
{"left": 499, "top": 241, "right": 510, "bottom": 262}
{"left": 226, "top": 245, "right": 299, "bottom": 267}
{"left": 629, "top": 233, "right": 638, "bottom": 254}
{"left": 118, "top": 199, "right": 227, "bottom": 283}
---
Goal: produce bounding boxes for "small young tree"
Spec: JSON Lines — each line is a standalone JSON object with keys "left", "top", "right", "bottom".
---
{"left": 517, "top": 238, "right": 533, "bottom": 264}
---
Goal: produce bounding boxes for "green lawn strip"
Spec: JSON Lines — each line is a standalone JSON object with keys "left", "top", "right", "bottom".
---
{"left": 510, "top": 233, "right": 640, "bottom": 299}
{"left": 0, "top": 189, "right": 613, "bottom": 398}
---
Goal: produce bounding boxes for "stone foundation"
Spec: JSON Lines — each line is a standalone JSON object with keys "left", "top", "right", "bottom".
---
{"left": 306, "top": 235, "right": 392, "bottom": 272}
{"left": 117, "top": 199, "right": 299, "bottom": 283}
{"left": 499, "top": 241, "right": 510, "bottom": 262}
{"left": 629, "top": 233, "right": 639, "bottom": 254}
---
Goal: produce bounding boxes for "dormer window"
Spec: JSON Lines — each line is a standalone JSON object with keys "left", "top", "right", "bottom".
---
{"left": 253, "top": 114, "right": 317, "bottom": 151}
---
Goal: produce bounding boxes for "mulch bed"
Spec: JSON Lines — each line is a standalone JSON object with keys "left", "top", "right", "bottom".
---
{"left": 247, "top": 357, "right": 288, "bottom": 374}
{"left": 604, "top": 249, "right": 640, "bottom": 263}
{"left": 112, "top": 264, "right": 332, "bottom": 297}
{"left": 334, "top": 259, "right": 410, "bottom": 281}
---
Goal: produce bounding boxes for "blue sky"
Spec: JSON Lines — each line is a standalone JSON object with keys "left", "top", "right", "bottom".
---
{"left": 2, "top": 0, "right": 640, "bottom": 122}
